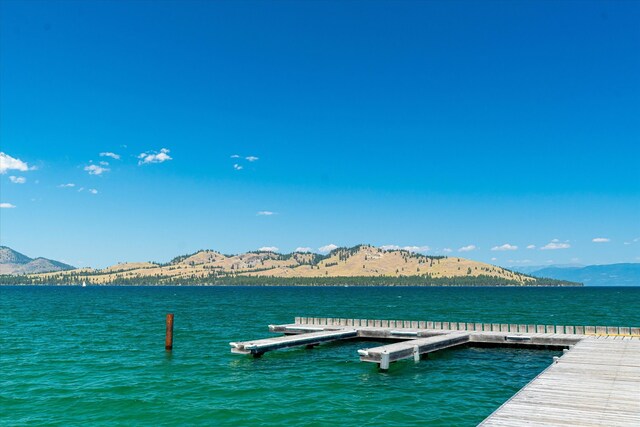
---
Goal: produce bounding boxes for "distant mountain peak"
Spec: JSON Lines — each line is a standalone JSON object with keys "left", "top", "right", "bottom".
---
{"left": 0, "top": 246, "right": 32, "bottom": 265}
{"left": 0, "top": 246, "right": 75, "bottom": 275}
{"left": 521, "top": 263, "right": 640, "bottom": 287}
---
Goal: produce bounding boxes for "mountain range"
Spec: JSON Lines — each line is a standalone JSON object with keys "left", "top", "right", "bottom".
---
{"left": 0, "top": 244, "right": 576, "bottom": 286}
{"left": 3, "top": 245, "right": 636, "bottom": 286}
{"left": 513, "top": 263, "right": 640, "bottom": 287}
{"left": 0, "top": 246, "right": 75, "bottom": 275}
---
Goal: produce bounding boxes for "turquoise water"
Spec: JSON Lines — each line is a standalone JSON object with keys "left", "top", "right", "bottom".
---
{"left": 1, "top": 286, "right": 639, "bottom": 426}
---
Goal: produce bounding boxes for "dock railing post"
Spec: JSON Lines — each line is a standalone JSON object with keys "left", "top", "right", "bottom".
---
{"left": 165, "top": 313, "right": 174, "bottom": 350}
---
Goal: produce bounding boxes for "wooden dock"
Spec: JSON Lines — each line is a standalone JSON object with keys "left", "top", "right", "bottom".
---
{"left": 357, "top": 331, "right": 470, "bottom": 369}
{"left": 481, "top": 338, "right": 640, "bottom": 426}
{"left": 231, "top": 317, "right": 640, "bottom": 425}
{"left": 230, "top": 328, "right": 358, "bottom": 357}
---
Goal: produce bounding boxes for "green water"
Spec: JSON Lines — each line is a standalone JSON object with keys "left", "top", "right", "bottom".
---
{"left": 1, "top": 286, "right": 639, "bottom": 426}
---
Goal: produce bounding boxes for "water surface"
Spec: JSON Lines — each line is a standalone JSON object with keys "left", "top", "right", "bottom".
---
{"left": 1, "top": 286, "right": 638, "bottom": 426}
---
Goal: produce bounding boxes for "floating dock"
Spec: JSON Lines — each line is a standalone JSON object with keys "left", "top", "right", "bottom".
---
{"left": 231, "top": 317, "right": 640, "bottom": 426}
{"left": 357, "top": 331, "right": 470, "bottom": 369}
{"left": 230, "top": 328, "right": 357, "bottom": 356}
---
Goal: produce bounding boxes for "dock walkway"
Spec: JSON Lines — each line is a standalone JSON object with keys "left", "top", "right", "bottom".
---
{"left": 481, "top": 338, "right": 640, "bottom": 426}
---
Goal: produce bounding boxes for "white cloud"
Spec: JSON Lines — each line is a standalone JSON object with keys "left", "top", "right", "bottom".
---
{"left": 258, "top": 246, "right": 279, "bottom": 252}
{"left": 526, "top": 244, "right": 536, "bottom": 249}
{"left": 592, "top": 237, "right": 610, "bottom": 243}
{"left": 318, "top": 244, "right": 338, "bottom": 253}
{"left": 230, "top": 154, "right": 240, "bottom": 158}
{"left": 58, "top": 183, "right": 76, "bottom": 188}
{"left": 99, "top": 152, "right": 120, "bottom": 160}
{"left": 404, "top": 245, "right": 429, "bottom": 252}
{"left": 458, "top": 245, "right": 476, "bottom": 252}
{"left": 138, "top": 148, "right": 172, "bottom": 165}
{"left": 246, "top": 156, "right": 259, "bottom": 162}
{"left": 540, "top": 240, "right": 571, "bottom": 250}
{"left": 491, "top": 257, "right": 498, "bottom": 261}
{"left": 99, "top": 161, "right": 109, "bottom": 166}
{"left": 442, "top": 248, "right": 453, "bottom": 253}
{"left": 0, "top": 152, "right": 31, "bottom": 174}
{"left": 9, "top": 176, "right": 26, "bottom": 184}
{"left": 381, "top": 245, "right": 430, "bottom": 253}
{"left": 257, "top": 211, "right": 275, "bottom": 216}
{"left": 405, "top": 245, "right": 429, "bottom": 252}
{"left": 508, "top": 259, "right": 532, "bottom": 264}
{"left": 84, "top": 164, "right": 109, "bottom": 175}
{"left": 233, "top": 164, "right": 243, "bottom": 170}
{"left": 295, "top": 247, "right": 312, "bottom": 253}
{"left": 0, "top": 202, "right": 16, "bottom": 208}
{"left": 89, "top": 189, "right": 98, "bottom": 194}
{"left": 491, "top": 243, "right": 518, "bottom": 251}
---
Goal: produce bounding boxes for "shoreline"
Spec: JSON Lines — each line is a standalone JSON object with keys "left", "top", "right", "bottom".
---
{"left": 0, "top": 283, "right": 585, "bottom": 288}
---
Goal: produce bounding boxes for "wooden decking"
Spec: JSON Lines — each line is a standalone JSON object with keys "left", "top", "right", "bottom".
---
{"left": 481, "top": 338, "right": 640, "bottom": 426}
{"left": 231, "top": 317, "right": 640, "bottom": 425}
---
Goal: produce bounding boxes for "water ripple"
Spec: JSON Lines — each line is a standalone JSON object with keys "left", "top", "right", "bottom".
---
{"left": 1, "top": 286, "right": 638, "bottom": 426}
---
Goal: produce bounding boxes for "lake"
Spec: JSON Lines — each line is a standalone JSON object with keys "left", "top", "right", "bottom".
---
{"left": 1, "top": 286, "right": 638, "bottom": 426}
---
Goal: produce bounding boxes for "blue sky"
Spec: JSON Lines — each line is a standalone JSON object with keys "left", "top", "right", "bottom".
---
{"left": 1, "top": 0, "right": 638, "bottom": 268}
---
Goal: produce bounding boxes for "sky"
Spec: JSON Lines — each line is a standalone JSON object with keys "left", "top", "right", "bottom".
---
{"left": 1, "top": 0, "right": 639, "bottom": 268}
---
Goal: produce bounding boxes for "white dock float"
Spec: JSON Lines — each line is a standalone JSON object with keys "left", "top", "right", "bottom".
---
{"left": 358, "top": 331, "right": 470, "bottom": 369}
{"left": 229, "top": 328, "right": 357, "bottom": 356}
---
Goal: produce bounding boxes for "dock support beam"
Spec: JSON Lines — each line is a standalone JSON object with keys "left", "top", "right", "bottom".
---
{"left": 165, "top": 313, "right": 174, "bottom": 350}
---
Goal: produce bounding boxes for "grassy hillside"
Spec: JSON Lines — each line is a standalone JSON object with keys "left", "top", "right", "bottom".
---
{"left": 0, "top": 244, "right": 579, "bottom": 286}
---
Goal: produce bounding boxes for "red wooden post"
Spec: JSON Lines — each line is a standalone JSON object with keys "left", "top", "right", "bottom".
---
{"left": 165, "top": 313, "right": 174, "bottom": 350}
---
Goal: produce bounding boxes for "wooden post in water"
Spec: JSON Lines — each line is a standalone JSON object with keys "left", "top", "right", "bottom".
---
{"left": 165, "top": 313, "right": 174, "bottom": 350}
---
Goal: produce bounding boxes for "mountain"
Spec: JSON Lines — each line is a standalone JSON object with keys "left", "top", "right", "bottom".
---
{"left": 509, "top": 264, "right": 584, "bottom": 275}
{"left": 0, "top": 246, "right": 76, "bottom": 275}
{"left": 7, "top": 244, "right": 578, "bottom": 286}
{"left": 527, "top": 263, "right": 640, "bottom": 287}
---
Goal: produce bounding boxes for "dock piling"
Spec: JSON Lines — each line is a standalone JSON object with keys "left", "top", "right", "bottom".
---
{"left": 165, "top": 313, "right": 174, "bottom": 350}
